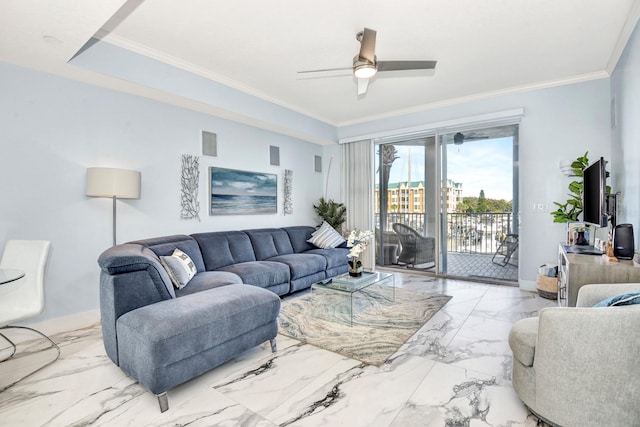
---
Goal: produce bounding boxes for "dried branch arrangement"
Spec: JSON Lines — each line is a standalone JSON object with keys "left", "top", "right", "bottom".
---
{"left": 283, "top": 169, "right": 293, "bottom": 215}
{"left": 180, "top": 154, "right": 200, "bottom": 221}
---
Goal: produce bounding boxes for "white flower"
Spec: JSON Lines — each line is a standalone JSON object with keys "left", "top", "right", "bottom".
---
{"left": 346, "top": 229, "right": 374, "bottom": 259}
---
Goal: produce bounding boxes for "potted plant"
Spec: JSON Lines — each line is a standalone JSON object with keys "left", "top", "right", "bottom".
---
{"left": 550, "top": 152, "right": 589, "bottom": 223}
{"left": 313, "top": 197, "right": 346, "bottom": 232}
{"left": 346, "top": 229, "right": 374, "bottom": 277}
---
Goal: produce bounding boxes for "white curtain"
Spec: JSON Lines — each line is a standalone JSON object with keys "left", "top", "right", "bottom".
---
{"left": 341, "top": 139, "right": 374, "bottom": 269}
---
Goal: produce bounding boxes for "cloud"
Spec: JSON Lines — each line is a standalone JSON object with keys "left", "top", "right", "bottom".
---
{"left": 230, "top": 181, "right": 256, "bottom": 190}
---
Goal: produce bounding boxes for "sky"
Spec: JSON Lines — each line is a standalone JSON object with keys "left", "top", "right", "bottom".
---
{"left": 384, "top": 137, "right": 513, "bottom": 201}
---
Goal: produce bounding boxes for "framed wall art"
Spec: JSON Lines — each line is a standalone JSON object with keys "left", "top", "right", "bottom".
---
{"left": 209, "top": 167, "right": 277, "bottom": 215}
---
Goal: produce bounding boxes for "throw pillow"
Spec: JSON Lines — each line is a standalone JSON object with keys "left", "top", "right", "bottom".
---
{"left": 159, "top": 249, "right": 197, "bottom": 289}
{"left": 593, "top": 291, "right": 640, "bottom": 307}
{"left": 307, "top": 221, "right": 345, "bottom": 249}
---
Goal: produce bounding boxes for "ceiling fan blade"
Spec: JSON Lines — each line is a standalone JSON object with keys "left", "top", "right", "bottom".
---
{"left": 297, "top": 67, "right": 353, "bottom": 79}
{"left": 377, "top": 60, "right": 437, "bottom": 72}
{"left": 358, "top": 28, "right": 376, "bottom": 63}
{"left": 357, "top": 78, "right": 369, "bottom": 95}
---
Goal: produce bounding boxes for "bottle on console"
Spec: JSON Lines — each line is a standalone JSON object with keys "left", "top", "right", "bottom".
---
{"left": 613, "top": 224, "right": 634, "bottom": 260}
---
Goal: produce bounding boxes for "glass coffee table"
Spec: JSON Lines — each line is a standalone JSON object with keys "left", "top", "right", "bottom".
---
{"left": 311, "top": 271, "right": 394, "bottom": 325}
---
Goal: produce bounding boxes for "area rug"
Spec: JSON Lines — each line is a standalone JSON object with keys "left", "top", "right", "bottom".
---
{"left": 278, "top": 284, "right": 451, "bottom": 366}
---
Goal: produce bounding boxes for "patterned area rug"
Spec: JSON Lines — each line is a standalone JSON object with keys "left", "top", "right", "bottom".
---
{"left": 278, "top": 284, "right": 451, "bottom": 366}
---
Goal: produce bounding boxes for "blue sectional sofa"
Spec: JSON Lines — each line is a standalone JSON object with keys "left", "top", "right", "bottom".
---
{"left": 97, "top": 226, "right": 349, "bottom": 411}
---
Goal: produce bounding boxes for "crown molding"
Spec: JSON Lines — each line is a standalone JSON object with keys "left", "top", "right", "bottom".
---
{"left": 98, "top": 32, "right": 338, "bottom": 126}
{"left": 606, "top": 0, "right": 640, "bottom": 73}
{"left": 337, "top": 71, "right": 609, "bottom": 127}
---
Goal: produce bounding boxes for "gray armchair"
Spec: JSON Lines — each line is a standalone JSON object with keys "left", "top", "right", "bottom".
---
{"left": 509, "top": 283, "right": 640, "bottom": 426}
{"left": 392, "top": 223, "right": 435, "bottom": 268}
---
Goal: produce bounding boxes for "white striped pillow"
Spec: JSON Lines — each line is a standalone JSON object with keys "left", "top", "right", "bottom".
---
{"left": 159, "top": 249, "right": 197, "bottom": 289}
{"left": 308, "top": 221, "right": 345, "bottom": 249}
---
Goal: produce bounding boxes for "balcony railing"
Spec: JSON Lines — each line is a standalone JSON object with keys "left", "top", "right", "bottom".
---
{"left": 376, "top": 212, "right": 514, "bottom": 255}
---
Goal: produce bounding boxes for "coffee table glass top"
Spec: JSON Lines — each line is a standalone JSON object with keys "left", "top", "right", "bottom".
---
{"left": 311, "top": 271, "right": 395, "bottom": 326}
{"left": 315, "top": 271, "right": 393, "bottom": 294}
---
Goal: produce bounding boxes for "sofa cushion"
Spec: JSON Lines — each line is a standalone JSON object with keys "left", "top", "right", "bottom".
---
{"left": 130, "top": 235, "right": 206, "bottom": 273}
{"left": 305, "top": 247, "right": 350, "bottom": 270}
{"left": 267, "top": 253, "right": 327, "bottom": 279}
{"left": 159, "top": 249, "right": 197, "bottom": 289}
{"left": 216, "top": 261, "right": 290, "bottom": 292}
{"left": 192, "top": 231, "right": 257, "bottom": 270}
{"left": 308, "top": 221, "right": 345, "bottom": 249}
{"left": 593, "top": 291, "right": 640, "bottom": 307}
{"left": 282, "top": 226, "right": 316, "bottom": 253}
{"left": 245, "top": 228, "right": 295, "bottom": 260}
{"left": 175, "top": 271, "right": 243, "bottom": 297}
{"left": 509, "top": 316, "right": 538, "bottom": 367}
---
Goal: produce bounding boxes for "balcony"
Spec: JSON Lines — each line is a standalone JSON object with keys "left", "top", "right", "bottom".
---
{"left": 376, "top": 212, "right": 517, "bottom": 283}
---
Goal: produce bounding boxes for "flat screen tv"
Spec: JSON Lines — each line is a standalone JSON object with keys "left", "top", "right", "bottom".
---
{"left": 582, "top": 157, "right": 608, "bottom": 227}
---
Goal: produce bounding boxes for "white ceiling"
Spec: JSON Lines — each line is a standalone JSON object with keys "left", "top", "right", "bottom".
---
{"left": 2, "top": 0, "right": 639, "bottom": 127}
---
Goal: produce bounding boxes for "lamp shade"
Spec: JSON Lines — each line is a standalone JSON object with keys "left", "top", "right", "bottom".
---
{"left": 86, "top": 167, "right": 141, "bottom": 199}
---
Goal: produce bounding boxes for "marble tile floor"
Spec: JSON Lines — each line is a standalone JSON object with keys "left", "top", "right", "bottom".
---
{"left": 0, "top": 273, "right": 556, "bottom": 426}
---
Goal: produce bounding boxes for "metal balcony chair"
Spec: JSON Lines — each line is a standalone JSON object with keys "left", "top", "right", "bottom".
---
{"left": 392, "top": 223, "right": 436, "bottom": 268}
{"left": 492, "top": 233, "right": 519, "bottom": 266}
{"left": 376, "top": 228, "right": 400, "bottom": 265}
{"left": 0, "top": 240, "right": 59, "bottom": 392}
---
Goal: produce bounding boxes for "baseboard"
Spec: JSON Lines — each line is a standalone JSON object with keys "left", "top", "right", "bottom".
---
{"left": 519, "top": 279, "right": 537, "bottom": 292}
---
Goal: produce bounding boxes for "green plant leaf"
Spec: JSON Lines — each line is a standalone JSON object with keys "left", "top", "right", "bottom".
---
{"left": 313, "top": 197, "right": 346, "bottom": 231}
{"left": 550, "top": 151, "right": 591, "bottom": 223}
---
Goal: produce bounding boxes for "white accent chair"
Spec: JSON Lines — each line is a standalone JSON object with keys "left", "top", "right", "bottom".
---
{"left": 0, "top": 240, "right": 58, "bottom": 391}
{"left": 509, "top": 283, "right": 640, "bottom": 427}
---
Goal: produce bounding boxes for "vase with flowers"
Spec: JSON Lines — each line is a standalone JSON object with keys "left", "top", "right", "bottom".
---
{"left": 346, "top": 229, "right": 374, "bottom": 277}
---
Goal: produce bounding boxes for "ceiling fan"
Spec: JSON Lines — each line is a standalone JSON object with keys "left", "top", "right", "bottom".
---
{"left": 453, "top": 132, "right": 489, "bottom": 145}
{"left": 297, "top": 28, "right": 437, "bottom": 95}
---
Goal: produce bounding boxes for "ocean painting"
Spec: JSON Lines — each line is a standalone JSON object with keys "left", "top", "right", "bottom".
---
{"left": 209, "top": 167, "right": 277, "bottom": 215}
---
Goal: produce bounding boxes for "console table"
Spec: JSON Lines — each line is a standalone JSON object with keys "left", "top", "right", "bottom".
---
{"left": 557, "top": 244, "right": 640, "bottom": 306}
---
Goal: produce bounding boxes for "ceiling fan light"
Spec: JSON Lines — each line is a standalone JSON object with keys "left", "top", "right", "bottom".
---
{"left": 354, "top": 64, "right": 377, "bottom": 79}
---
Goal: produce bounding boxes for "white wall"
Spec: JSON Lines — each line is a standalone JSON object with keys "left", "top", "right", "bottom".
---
{"left": 71, "top": 40, "right": 338, "bottom": 146}
{"left": 337, "top": 79, "right": 612, "bottom": 289}
{"left": 0, "top": 62, "right": 326, "bottom": 321}
{"left": 611, "top": 19, "right": 640, "bottom": 238}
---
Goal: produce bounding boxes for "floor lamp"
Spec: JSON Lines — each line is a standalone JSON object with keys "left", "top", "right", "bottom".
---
{"left": 86, "top": 167, "right": 141, "bottom": 246}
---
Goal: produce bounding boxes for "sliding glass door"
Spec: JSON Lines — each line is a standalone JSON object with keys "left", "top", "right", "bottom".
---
{"left": 438, "top": 124, "right": 519, "bottom": 281}
{"left": 375, "top": 124, "right": 519, "bottom": 284}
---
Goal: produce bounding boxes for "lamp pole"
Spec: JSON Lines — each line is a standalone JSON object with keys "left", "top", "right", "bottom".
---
{"left": 112, "top": 195, "right": 117, "bottom": 246}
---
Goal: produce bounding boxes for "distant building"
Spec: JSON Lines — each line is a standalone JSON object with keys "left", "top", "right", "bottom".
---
{"left": 446, "top": 179, "right": 463, "bottom": 213}
{"left": 375, "top": 179, "right": 463, "bottom": 213}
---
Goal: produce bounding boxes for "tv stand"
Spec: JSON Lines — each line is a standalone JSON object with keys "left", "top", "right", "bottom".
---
{"left": 557, "top": 244, "right": 640, "bottom": 306}
{"left": 565, "top": 245, "right": 602, "bottom": 256}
